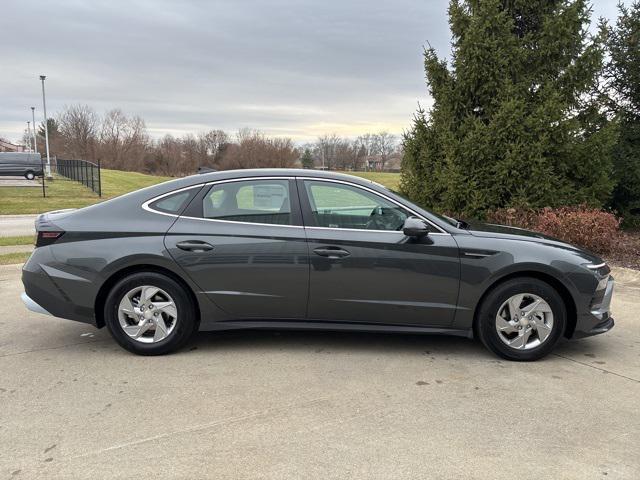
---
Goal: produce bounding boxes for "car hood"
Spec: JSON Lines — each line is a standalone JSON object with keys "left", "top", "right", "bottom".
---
{"left": 465, "top": 220, "right": 603, "bottom": 262}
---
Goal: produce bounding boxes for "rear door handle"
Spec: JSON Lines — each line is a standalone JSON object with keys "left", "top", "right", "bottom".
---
{"left": 176, "top": 240, "right": 214, "bottom": 252}
{"left": 313, "top": 246, "right": 350, "bottom": 259}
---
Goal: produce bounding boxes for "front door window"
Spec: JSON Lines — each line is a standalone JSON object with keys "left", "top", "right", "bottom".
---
{"left": 303, "top": 180, "right": 410, "bottom": 231}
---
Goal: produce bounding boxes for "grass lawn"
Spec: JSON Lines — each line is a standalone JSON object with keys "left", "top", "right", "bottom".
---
{"left": 0, "top": 169, "right": 172, "bottom": 215}
{"left": 0, "top": 169, "right": 399, "bottom": 216}
{"left": 346, "top": 171, "right": 400, "bottom": 190}
{"left": 0, "top": 236, "right": 34, "bottom": 246}
{"left": 0, "top": 251, "right": 31, "bottom": 265}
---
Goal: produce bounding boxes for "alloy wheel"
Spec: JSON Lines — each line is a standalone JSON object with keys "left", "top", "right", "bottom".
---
{"left": 118, "top": 285, "right": 178, "bottom": 343}
{"left": 495, "top": 293, "right": 554, "bottom": 350}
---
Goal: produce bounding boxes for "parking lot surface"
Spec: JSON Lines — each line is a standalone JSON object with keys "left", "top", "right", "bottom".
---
{"left": 0, "top": 215, "right": 38, "bottom": 237}
{"left": 1, "top": 263, "right": 639, "bottom": 479}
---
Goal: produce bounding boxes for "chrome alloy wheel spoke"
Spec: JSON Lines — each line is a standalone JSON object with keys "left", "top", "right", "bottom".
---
{"left": 117, "top": 285, "right": 178, "bottom": 344}
{"left": 496, "top": 293, "right": 554, "bottom": 350}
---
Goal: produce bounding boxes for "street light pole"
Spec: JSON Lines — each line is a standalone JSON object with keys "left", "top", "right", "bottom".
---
{"left": 39, "top": 75, "right": 51, "bottom": 177}
{"left": 26, "top": 122, "right": 32, "bottom": 152}
{"left": 31, "top": 106, "right": 38, "bottom": 154}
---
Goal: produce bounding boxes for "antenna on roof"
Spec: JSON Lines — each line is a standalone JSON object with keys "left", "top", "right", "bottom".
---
{"left": 197, "top": 166, "right": 217, "bottom": 174}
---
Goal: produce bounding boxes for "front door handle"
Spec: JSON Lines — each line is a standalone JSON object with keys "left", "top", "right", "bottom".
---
{"left": 176, "top": 240, "right": 214, "bottom": 252}
{"left": 313, "top": 246, "right": 350, "bottom": 259}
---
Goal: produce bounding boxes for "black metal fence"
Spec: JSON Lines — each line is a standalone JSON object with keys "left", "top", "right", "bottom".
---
{"left": 53, "top": 158, "right": 101, "bottom": 196}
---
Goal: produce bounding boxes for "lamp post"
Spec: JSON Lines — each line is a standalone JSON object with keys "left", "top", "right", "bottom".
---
{"left": 26, "top": 122, "right": 32, "bottom": 152}
{"left": 31, "top": 106, "right": 38, "bottom": 154}
{"left": 39, "top": 75, "right": 51, "bottom": 177}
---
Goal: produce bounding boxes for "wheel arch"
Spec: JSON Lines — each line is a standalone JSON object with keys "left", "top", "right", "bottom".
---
{"left": 94, "top": 264, "right": 201, "bottom": 329}
{"left": 472, "top": 270, "right": 578, "bottom": 339}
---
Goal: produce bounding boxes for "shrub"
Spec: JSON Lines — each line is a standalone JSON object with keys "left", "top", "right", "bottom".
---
{"left": 487, "top": 206, "right": 622, "bottom": 255}
{"left": 485, "top": 208, "right": 539, "bottom": 231}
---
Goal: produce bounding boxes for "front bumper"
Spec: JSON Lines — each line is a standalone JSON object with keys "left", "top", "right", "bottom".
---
{"left": 573, "top": 276, "right": 615, "bottom": 338}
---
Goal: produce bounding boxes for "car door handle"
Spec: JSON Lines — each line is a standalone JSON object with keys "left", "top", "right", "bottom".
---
{"left": 313, "top": 247, "right": 350, "bottom": 259}
{"left": 176, "top": 240, "right": 214, "bottom": 252}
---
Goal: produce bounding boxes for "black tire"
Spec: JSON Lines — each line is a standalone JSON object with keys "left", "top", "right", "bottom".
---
{"left": 104, "top": 272, "right": 198, "bottom": 355}
{"left": 476, "top": 277, "right": 566, "bottom": 361}
{"left": 24, "top": 171, "right": 35, "bottom": 180}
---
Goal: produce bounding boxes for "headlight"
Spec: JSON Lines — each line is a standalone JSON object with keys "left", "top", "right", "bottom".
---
{"left": 584, "top": 262, "right": 610, "bottom": 290}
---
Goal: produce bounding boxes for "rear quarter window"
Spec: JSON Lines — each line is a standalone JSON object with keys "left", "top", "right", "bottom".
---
{"left": 148, "top": 189, "right": 197, "bottom": 214}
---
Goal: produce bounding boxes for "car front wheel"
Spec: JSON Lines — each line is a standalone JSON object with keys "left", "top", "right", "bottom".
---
{"left": 104, "top": 272, "right": 198, "bottom": 355}
{"left": 476, "top": 277, "right": 566, "bottom": 361}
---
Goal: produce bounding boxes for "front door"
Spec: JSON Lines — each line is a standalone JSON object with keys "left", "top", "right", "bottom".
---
{"left": 299, "top": 179, "right": 460, "bottom": 327}
{"left": 165, "top": 178, "right": 309, "bottom": 319}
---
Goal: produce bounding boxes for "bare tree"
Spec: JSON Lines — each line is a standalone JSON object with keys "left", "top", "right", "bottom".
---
{"left": 98, "top": 109, "right": 148, "bottom": 170}
{"left": 198, "top": 129, "right": 229, "bottom": 167}
{"left": 58, "top": 104, "right": 99, "bottom": 160}
{"left": 218, "top": 129, "right": 298, "bottom": 170}
{"left": 374, "top": 131, "right": 396, "bottom": 171}
{"left": 314, "top": 133, "right": 342, "bottom": 169}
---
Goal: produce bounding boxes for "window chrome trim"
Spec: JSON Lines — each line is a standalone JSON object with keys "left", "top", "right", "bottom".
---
{"left": 143, "top": 177, "right": 304, "bottom": 229}
{"left": 142, "top": 175, "right": 450, "bottom": 235}
{"left": 298, "top": 177, "right": 449, "bottom": 235}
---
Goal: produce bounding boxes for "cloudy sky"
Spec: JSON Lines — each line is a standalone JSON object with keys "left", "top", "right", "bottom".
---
{"left": 1, "top": 0, "right": 620, "bottom": 143}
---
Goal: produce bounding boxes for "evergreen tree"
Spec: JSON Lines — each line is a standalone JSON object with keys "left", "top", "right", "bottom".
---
{"left": 300, "top": 148, "right": 314, "bottom": 169}
{"left": 606, "top": 1, "right": 640, "bottom": 225}
{"left": 401, "top": 0, "right": 617, "bottom": 217}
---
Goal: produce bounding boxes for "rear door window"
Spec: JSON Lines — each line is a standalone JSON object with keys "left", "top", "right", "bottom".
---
{"left": 202, "top": 179, "right": 293, "bottom": 225}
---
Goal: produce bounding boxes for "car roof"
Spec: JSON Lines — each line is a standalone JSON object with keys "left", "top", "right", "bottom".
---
{"left": 191, "top": 168, "right": 384, "bottom": 187}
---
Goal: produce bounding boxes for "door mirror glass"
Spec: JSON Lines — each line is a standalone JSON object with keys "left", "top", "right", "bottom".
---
{"left": 402, "top": 217, "right": 429, "bottom": 237}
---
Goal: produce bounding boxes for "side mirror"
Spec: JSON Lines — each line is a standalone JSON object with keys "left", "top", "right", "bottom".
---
{"left": 402, "top": 217, "right": 429, "bottom": 237}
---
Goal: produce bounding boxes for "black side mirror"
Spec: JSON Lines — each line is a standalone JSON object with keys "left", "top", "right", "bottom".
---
{"left": 402, "top": 217, "right": 429, "bottom": 237}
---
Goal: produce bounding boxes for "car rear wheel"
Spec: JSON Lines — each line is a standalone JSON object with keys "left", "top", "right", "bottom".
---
{"left": 24, "top": 171, "right": 35, "bottom": 180}
{"left": 104, "top": 272, "right": 198, "bottom": 355}
{"left": 476, "top": 277, "right": 566, "bottom": 361}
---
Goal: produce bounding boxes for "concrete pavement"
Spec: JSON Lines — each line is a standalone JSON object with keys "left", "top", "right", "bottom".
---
{"left": 0, "top": 264, "right": 639, "bottom": 479}
{"left": 0, "top": 215, "right": 38, "bottom": 237}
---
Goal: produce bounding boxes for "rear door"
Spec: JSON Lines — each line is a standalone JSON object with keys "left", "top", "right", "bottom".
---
{"left": 299, "top": 178, "right": 460, "bottom": 327}
{"left": 164, "top": 177, "right": 309, "bottom": 319}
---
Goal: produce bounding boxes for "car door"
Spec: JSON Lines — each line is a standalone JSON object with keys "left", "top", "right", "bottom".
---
{"left": 164, "top": 177, "right": 309, "bottom": 319}
{"left": 298, "top": 178, "right": 460, "bottom": 327}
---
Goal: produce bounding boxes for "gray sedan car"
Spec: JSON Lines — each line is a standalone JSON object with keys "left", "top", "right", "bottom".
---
{"left": 21, "top": 169, "right": 614, "bottom": 360}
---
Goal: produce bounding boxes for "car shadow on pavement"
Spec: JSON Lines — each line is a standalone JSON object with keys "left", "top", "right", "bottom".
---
{"left": 189, "top": 328, "right": 488, "bottom": 358}
{"left": 41, "top": 322, "right": 611, "bottom": 361}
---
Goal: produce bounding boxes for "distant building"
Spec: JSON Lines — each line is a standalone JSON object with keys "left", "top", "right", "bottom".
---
{"left": 365, "top": 153, "right": 402, "bottom": 172}
{"left": 0, "top": 139, "right": 25, "bottom": 152}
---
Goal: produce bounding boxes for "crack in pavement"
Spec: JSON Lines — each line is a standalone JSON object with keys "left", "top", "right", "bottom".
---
{"left": 0, "top": 339, "right": 108, "bottom": 358}
{"left": 553, "top": 353, "right": 640, "bottom": 383}
{"left": 70, "top": 395, "right": 334, "bottom": 460}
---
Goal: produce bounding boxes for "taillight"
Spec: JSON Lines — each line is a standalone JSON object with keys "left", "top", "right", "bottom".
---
{"left": 36, "top": 231, "right": 65, "bottom": 247}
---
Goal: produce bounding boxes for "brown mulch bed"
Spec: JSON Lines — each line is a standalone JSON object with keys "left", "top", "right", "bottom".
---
{"left": 605, "top": 230, "right": 640, "bottom": 270}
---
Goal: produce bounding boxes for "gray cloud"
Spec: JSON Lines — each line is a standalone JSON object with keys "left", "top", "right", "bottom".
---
{"left": 0, "top": 0, "right": 620, "bottom": 143}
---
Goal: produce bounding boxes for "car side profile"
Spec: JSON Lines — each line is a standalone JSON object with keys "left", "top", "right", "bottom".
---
{"left": 21, "top": 169, "right": 614, "bottom": 360}
{"left": 0, "top": 152, "right": 43, "bottom": 180}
